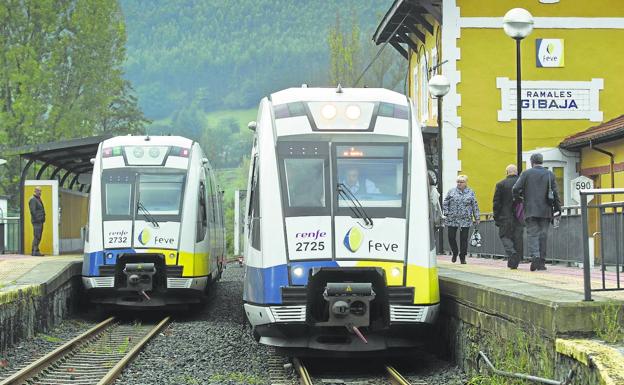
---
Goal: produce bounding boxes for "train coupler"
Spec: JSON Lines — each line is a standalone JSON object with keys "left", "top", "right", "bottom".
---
{"left": 122, "top": 263, "right": 156, "bottom": 292}
{"left": 317, "top": 282, "right": 376, "bottom": 327}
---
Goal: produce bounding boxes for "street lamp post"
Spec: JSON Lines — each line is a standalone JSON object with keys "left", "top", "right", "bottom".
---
{"left": 503, "top": 8, "right": 534, "bottom": 172}
{"left": 428, "top": 74, "right": 450, "bottom": 254}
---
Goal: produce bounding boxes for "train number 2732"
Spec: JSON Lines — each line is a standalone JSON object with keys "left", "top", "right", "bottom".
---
{"left": 109, "top": 236, "right": 128, "bottom": 244}
{"left": 295, "top": 241, "right": 325, "bottom": 251}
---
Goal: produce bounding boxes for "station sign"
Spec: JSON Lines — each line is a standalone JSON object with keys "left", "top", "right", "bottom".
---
{"left": 570, "top": 175, "right": 594, "bottom": 204}
{"left": 497, "top": 78, "right": 603, "bottom": 122}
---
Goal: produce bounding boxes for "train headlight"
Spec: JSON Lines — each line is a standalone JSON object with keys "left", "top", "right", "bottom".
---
{"left": 321, "top": 104, "right": 337, "bottom": 120}
{"left": 345, "top": 105, "right": 361, "bottom": 120}
{"left": 169, "top": 253, "right": 176, "bottom": 260}
{"left": 133, "top": 147, "right": 144, "bottom": 158}
{"left": 149, "top": 147, "right": 161, "bottom": 158}
{"left": 106, "top": 253, "right": 113, "bottom": 259}
{"left": 292, "top": 267, "right": 304, "bottom": 277}
{"left": 391, "top": 267, "right": 401, "bottom": 277}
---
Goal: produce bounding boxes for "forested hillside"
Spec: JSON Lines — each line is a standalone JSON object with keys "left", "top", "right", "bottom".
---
{"left": 120, "top": 0, "right": 390, "bottom": 119}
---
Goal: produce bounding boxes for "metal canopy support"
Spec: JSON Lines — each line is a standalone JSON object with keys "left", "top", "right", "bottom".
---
{"left": 373, "top": 0, "right": 441, "bottom": 59}
{"left": 389, "top": 41, "right": 409, "bottom": 60}
{"left": 401, "top": 23, "right": 425, "bottom": 45}
{"left": 417, "top": 0, "right": 442, "bottom": 24}
{"left": 36, "top": 162, "right": 51, "bottom": 180}
{"left": 69, "top": 174, "right": 80, "bottom": 189}
{"left": 395, "top": 33, "right": 420, "bottom": 52}
{"left": 409, "top": 13, "right": 434, "bottom": 35}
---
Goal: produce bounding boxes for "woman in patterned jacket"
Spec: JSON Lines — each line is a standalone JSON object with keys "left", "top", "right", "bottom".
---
{"left": 443, "top": 175, "right": 480, "bottom": 264}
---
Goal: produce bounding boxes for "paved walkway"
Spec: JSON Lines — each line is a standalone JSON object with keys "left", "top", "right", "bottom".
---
{"left": 0, "top": 254, "right": 81, "bottom": 294}
{"left": 439, "top": 254, "right": 624, "bottom": 301}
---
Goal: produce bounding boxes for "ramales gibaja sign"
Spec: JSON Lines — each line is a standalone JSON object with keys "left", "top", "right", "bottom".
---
{"left": 497, "top": 78, "right": 603, "bottom": 121}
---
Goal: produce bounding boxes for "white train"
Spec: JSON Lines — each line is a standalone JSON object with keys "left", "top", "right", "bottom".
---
{"left": 82, "top": 135, "right": 225, "bottom": 307}
{"left": 243, "top": 87, "right": 439, "bottom": 352}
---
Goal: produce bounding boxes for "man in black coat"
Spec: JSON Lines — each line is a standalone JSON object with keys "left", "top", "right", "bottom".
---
{"left": 493, "top": 164, "right": 523, "bottom": 269}
{"left": 28, "top": 186, "right": 46, "bottom": 256}
{"left": 512, "top": 153, "right": 561, "bottom": 271}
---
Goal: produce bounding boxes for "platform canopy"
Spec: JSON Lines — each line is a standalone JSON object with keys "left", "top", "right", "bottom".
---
{"left": 11, "top": 134, "right": 112, "bottom": 191}
{"left": 373, "top": 0, "right": 441, "bottom": 60}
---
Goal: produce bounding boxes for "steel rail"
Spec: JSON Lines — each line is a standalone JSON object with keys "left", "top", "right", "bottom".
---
{"left": 98, "top": 316, "right": 170, "bottom": 384}
{"left": 386, "top": 365, "right": 412, "bottom": 385}
{"left": 477, "top": 351, "right": 575, "bottom": 385}
{"left": 292, "top": 357, "right": 312, "bottom": 385}
{"left": 0, "top": 316, "right": 115, "bottom": 385}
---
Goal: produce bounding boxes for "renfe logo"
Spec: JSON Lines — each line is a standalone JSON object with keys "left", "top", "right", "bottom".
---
{"left": 343, "top": 227, "right": 363, "bottom": 252}
{"left": 295, "top": 229, "right": 327, "bottom": 240}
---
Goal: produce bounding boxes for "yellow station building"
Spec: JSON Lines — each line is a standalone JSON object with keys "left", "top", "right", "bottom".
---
{"left": 374, "top": 0, "right": 624, "bottom": 212}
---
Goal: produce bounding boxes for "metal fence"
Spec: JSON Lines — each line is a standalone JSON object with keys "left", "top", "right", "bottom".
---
{"left": 581, "top": 188, "right": 624, "bottom": 301}
{"left": 437, "top": 206, "right": 585, "bottom": 264}
{"left": 0, "top": 216, "right": 20, "bottom": 254}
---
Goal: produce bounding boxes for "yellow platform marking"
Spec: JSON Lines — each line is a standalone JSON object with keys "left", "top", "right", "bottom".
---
{"left": 556, "top": 338, "right": 624, "bottom": 385}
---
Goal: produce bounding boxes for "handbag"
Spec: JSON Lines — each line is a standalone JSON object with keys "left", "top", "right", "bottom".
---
{"left": 547, "top": 173, "right": 555, "bottom": 205}
{"left": 470, "top": 227, "right": 482, "bottom": 247}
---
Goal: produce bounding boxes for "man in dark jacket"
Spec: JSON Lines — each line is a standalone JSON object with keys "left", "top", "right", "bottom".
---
{"left": 512, "top": 153, "right": 561, "bottom": 271}
{"left": 28, "top": 186, "right": 46, "bottom": 256}
{"left": 493, "top": 164, "right": 523, "bottom": 269}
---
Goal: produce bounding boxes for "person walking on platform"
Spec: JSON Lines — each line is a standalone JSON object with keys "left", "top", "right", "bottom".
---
{"left": 512, "top": 153, "right": 561, "bottom": 271}
{"left": 28, "top": 186, "right": 46, "bottom": 256}
{"left": 443, "top": 175, "right": 480, "bottom": 264}
{"left": 493, "top": 164, "right": 524, "bottom": 269}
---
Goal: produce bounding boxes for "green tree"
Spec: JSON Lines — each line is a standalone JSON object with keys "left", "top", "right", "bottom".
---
{"left": 328, "top": 11, "right": 360, "bottom": 87}
{"left": 0, "top": 0, "right": 147, "bottom": 204}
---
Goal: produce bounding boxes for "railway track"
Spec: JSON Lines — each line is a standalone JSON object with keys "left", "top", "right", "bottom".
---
{"left": 291, "top": 357, "right": 424, "bottom": 385}
{"left": 0, "top": 316, "right": 169, "bottom": 385}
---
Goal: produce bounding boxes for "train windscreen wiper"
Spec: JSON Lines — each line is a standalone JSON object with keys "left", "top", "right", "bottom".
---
{"left": 337, "top": 183, "right": 374, "bottom": 227}
{"left": 137, "top": 201, "right": 160, "bottom": 228}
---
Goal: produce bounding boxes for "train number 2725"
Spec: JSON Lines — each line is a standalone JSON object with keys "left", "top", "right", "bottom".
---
{"left": 295, "top": 241, "right": 325, "bottom": 251}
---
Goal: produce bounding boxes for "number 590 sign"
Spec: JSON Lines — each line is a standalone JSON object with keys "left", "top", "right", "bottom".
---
{"left": 571, "top": 176, "right": 594, "bottom": 204}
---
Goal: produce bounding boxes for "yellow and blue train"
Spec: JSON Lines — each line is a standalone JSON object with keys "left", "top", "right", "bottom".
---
{"left": 243, "top": 87, "right": 439, "bottom": 352}
{"left": 82, "top": 135, "right": 225, "bottom": 307}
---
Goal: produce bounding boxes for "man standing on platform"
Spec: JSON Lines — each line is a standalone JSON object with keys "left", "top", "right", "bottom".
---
{"left": 29, "top": 186, "right": 45, "bottom": 256}
{"left": 493, "top": 164, "right": 523, "bottom": 269}
{"left": 512, "top": 153, "right": 561, "bottom": 271}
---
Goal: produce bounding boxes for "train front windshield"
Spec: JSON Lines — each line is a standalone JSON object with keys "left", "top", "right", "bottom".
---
{"left": 278, "top": 142, "right": 407, "bottom": 217}
{"left": 102, "top": 170, "right": 186, "bottom": 220}
{"left": 336, "top": 145, "right": 404, "bottom": 208}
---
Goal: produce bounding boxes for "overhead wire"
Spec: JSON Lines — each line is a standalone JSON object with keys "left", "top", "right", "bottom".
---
{"left": 354, "top": 12, "right": 410, "bottom": 87}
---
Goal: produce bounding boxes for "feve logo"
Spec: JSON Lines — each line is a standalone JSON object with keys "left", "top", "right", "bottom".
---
{"left": 138, "top": 228, "right": 151, "bottom": 245}
{"left": 343, "top": 226, "right": 363, "bottom": 252}
{"left": 536, "top": 39, "right": 564, "bottom": 68}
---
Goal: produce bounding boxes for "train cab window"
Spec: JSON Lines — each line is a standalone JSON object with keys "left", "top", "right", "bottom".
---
{"left": 137, "top": 173, "right": 185, "bottom": 216}
{"left": 102, "top": 170, "right": 135, "bottom": 219}
{"left": 336, "top": 145, "right": 405, "bottom": 208}
{"left": 284, "top": 158, "right": 326, "bottom": 207}
{"left": 105, "top": 184, "right": 132, "bottom": 216}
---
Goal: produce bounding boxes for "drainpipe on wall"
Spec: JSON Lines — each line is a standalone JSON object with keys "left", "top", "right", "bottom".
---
{"left": 589, "top": 139, "right": 615, "bottom": 202}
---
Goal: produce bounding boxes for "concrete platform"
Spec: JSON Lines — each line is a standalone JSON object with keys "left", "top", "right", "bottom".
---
{"left": 0, "top": 255, "right": 82, "bottom": 300}
{"left": 0, "top": 254, "right": 82, "bottom": 351}
{"left": 438, "top": 254, "right": 624, "bottom": 385}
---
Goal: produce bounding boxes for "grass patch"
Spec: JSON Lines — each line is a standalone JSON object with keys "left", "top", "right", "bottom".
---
{"left": 592, "top": 302, "right": 624, "bottom": 344}
{"left": 39, "top": 334, "right": 63, "bottom": 343}
{"left": 468, "top": 327, "right": 555, "bottom": 385}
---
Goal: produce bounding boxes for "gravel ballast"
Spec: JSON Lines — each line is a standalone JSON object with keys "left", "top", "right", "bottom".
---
{"left": 117, "top": 265, "right": 273, "bottom": 385}
{"left": 0, "top": 318, "right": 97, "bottom": 381}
